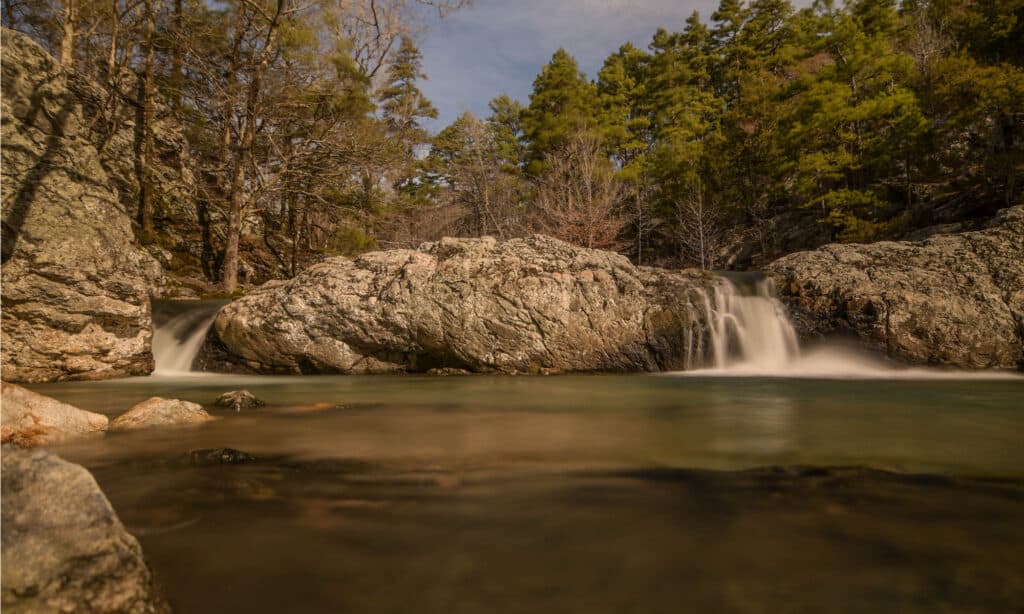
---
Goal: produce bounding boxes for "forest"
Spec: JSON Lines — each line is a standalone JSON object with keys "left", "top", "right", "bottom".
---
{"left": 3, "top": 0, "right": 1022, "bottom": 290}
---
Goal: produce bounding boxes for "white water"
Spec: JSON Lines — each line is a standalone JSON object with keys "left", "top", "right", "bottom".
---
{"left": 152, "top": 306, "right": 220, "bottom": 375}
{"left": 676, "top": 277, "right": 1019, "bottom": 380}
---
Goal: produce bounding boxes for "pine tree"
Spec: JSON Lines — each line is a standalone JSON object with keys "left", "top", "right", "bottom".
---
{"left": 378, "top": 36, "right": 439, "bottom": 136}
{"left": 522, "top": 48, "right": 600, "bottom": 173}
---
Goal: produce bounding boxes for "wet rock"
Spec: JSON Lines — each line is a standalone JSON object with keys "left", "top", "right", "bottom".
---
{"left": 0, "top": 382, "right": 108, "bottom": 447}
{"left": 767, "top": 206, "right": 1024, "bottom": 369}
{"left": 205, "top": 235, "right": 725, "bottom": 374}
{"left": 110, "top": 397, "right": 214, "bottom": 432}
{"left": 188, "top": 448, "right": 258, "bottom": 466}
{"left": 1, "top": 446, "right": 169, "bottom": 612}
{"left": 1, "top": 30, "right": 162, "bottom": 383}
{"left": 214, "top": 390, "right": 266, "bottom": 412}
{"left": 426, "top": 367, "right": 473, "bottom": 376}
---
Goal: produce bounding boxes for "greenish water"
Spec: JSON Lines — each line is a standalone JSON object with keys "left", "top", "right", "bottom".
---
{"left": 29, "top": 373, "right": 1024, "bottom": 612}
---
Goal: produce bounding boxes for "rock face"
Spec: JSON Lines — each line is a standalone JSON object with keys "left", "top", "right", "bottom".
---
{"left": 1, "top": 383, "right": 108, "bottom": 447}
{"left": 1, "top": 29, "right": 161, "bottom": 383}
{"left": 767, "top": 205, "right": 1024, "bottom": 369}
{"left": 202, "top": 235, "right": 725, "bottom": 374}
{"left": 110, "top": 397, "right": 214, "bottom": 431}
{"left": 1, "top": 446, "right": 169, "bottom": 613}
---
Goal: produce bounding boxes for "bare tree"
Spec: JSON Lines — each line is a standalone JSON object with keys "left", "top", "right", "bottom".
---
{"left": 532, "top": 131, "right": 628, "bottom": 251}
{"left": 674, "top": 180, "right": 726, "bottom": 270}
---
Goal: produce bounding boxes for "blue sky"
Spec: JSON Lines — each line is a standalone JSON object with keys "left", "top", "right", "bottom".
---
{"left": 418, "top": 0, "right": 723, "bottom": 131}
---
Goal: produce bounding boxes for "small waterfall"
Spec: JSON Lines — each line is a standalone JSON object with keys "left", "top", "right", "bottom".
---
{"left": 687, "top": 276, "right": 801, "bottom": 371}
{"left": 151, "top": 300, "right": 224, "bottom": 375}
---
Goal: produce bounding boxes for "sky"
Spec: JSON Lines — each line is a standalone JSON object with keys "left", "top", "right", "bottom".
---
{"left": 418, "top": 0, "right": 722, "bottom": 131}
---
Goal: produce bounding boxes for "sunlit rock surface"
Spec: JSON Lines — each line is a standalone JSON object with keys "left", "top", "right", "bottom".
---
{"left": 768, "top": 205, "right": 1024, "bottom": 369}
{"left": 1, "top": 446, "right": 169, "bottom": 613}
{"left": 0, "top": 383, "right": 108, "bottom": 447}
{"left": 203, "top": 235, "right": 724, "bottom": 374}
{"left": 1, "top": 29, "right": 161, "bottom": 383}
{"left": 110, "top": 397, "right": 215, "bottom": 432}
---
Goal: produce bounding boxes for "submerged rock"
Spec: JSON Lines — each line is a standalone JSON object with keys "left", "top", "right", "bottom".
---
{"left": 214, "top": 390, "right": 266, "bottom": 412}
{"left": 1, "top": 30, "right": 162, "bottom": 383}
{"left": 1, "top": 446, "right": 169, "bottom": 612}
{"left": 110, "top": 397, "right": 214, "bottom": 432}
{"left": 188, "top": 448, "right": 258, "bottom": 465}
{"left": 0, "top": 382, "right": 108, "bottom": 447}
{"left": 203, "top": 235, "right": 725, "bottom": 374}
{"left": 767, "top": 205, "right": 1024, "bottom": 369}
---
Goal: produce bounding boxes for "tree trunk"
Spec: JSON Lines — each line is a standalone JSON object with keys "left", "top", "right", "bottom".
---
{"left": 170, "top": 0, "right": 184, "bottom": 112}
{"left": 60, "top": 0, "right": 76, "bottom": 67}
{"left": 220, "top": 0, "right": 287, "bottom": 293}
{"left": 106, "top": 0, "right": 119, "bottom": 82}
{"left": 138, "top": 0, "right": 156, "bottom": 242}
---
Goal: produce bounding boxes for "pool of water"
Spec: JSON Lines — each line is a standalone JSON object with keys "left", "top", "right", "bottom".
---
{"left": 29, "top": 373, "right": 1024, "bottom": 612}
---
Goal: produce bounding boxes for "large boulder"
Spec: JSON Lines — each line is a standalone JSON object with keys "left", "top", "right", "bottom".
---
{"left": 1, "top": 382, "right": 108, "bottom": 447}
{"left": 767, "top": 206, "right": 1024, "bottom": 369}
{"left": 202, "top": 235, "right": 724, "bottom": 374}
{"left": 109, "top": 397, "right": 214, "bottom": 432}
{"left": 1, "top": 446, "right": 169, "bottom": 613}
{"left": 1, "top": 29, "right": 162, "bottom": 383}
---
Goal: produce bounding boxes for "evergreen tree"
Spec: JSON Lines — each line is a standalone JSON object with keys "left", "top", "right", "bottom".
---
{"left": 522, "top": 48, "right": 600, "bottom": 173}
{"left": 378, "top": 36, "right": 439, "bottom": 136}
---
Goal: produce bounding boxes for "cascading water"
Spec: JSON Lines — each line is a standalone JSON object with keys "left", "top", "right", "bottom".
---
{"left": 151, "top": 300, "right": 225, "bottom": 375}
{"left": 695, "top": 276, "right": 801, "bottom": 371}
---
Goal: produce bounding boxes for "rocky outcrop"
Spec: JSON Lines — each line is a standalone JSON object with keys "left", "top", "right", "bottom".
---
{"left": 767, "top": 206, "right": 1024, "bottom": 369}
{"left": 1, "top": 383, "right": 108, "bottom": 447}
{"left": 202, "top": 235, "right": 724, "bottom": 374}
{"left": 110, "top": 397, "right": 214, "bottom": 431}
{"left": 1, "top": 29, "right": 162, "bottom": 383}
{"left": 1, "top": 446, "right": 169, "bottom": 613}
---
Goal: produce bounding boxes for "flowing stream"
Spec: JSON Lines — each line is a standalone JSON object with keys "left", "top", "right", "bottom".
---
{"left": 25, "top": 284, "right": 1023, "bottom": 613}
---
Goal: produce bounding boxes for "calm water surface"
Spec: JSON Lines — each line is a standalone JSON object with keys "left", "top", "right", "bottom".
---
{"left": 29, "top": 373, "right": 1024, "bottom": 613}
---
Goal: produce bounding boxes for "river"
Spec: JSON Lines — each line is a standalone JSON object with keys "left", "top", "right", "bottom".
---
{"left": 28, "top": 369, "right": 1024, "bottom": 613}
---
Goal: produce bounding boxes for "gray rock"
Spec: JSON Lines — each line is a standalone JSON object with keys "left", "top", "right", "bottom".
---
{"left": 204, "top": 235, "right": 725, "bottom": 374}
{"left": 0, "top": 383, "right": 108, "bottom": 447}
{"left": 1, "top": 446, "right": 169, "bottom": 613}
{"left": 110, "top": 397, "right": 214, "bottom": 432}
{"left": 214, "top": 390, "right": 266, "bottom": 412}
{"left": 1, "top": 30, "right": 162, "bottom": 383}
{"left": 767, "top": 206, "right": 1024, "bottom": 369}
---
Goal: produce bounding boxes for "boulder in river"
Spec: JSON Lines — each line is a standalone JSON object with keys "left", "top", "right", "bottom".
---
{"left": 1, "top": 29, "right": 162, "bottom": 383}
{"left": 1, "top": 382, "right": 108, "bottom": 447}
{"left": 767, "top": 205, "right": 1024, "bottom": 369}
{"left": 1, "top": 446, "right": 170, "bottom": 612}
{"left": 201, "top": 235, "right": 725, "bottom": 374}
{"left": 110, "top": 397, "right": 214, "bottom": 432}
{"left": 214, "top": 390, "right": 266, "bottom": 412}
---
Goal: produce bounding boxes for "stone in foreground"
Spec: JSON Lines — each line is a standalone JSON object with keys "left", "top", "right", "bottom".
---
{"left": 214, "top": 390, "right": 266, "bottom": 412}
{"left": 202, "top": 235, "right": 724, "bottom": 374}
{"left": 1, "top": 446, "right": 169, "bottom": 613}
{"left": 1, "top": 382, "right": 108, "bottom": 447}
{"left": 110, "top": 397, "right": 214, "bottom": 431}
{"left": 767, "top": 205, "right": 1024, "bottom": 369}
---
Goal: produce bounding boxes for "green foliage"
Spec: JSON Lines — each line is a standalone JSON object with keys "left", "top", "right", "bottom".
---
{"left": 378, "top": 36, "right": 439, "bottom": 136}
{"left": 523, "top": 49, "right": 600, "bottom": 173}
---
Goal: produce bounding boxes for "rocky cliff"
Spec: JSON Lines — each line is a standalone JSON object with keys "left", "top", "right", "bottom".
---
{"left": 201, "top": 235, "right": 724, "bottom": 374}
{"left": 767, "top": 205, "right": 1024, "bottom": 369}
{"left": 1, "top": 29, "right": 162, "bottom": 382}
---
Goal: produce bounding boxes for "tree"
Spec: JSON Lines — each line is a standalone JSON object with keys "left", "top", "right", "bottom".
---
{"left": 378, "top": 35, "right": 438, "bottom": 137}
{"left": 531, "top": 131, "right": 627, "bottom": 251}
{"left": 522, "top": 48, "right": 599, "bottom": 173}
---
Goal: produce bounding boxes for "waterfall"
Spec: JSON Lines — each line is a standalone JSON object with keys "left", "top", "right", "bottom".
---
{"left": 686, "top": 276, "right": 801, "bottom": 372}
{"left": 151, "top": 301, "right": 224, "bottom": 375}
